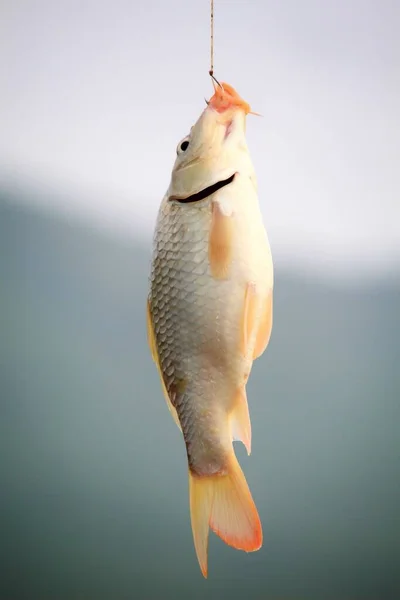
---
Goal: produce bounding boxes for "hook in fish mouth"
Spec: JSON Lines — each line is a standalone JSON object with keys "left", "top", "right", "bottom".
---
{"left": 210, "top": 73, "right": 223, "bottom": 90}
{"left": 169, "top": 173, "right": 236, "bottom": 204}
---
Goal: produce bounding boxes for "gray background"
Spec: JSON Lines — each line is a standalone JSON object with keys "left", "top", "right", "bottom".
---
{"left": 1, "top": 1, "right": 399, "bottom": 598}
{"left": 1, "top": 194, "right": 399, "bottom": 599}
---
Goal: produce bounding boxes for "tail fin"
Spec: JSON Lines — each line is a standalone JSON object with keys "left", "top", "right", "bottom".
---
{"left": 188, "top": 453, "right": 262, "bottom": 578}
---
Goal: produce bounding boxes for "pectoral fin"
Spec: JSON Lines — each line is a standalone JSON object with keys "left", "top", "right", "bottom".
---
{"left": 208, "top": 201, "right": 234, "bottom": 280}
{"left": 146, "top": 300, "right": 182, "bottom": 432}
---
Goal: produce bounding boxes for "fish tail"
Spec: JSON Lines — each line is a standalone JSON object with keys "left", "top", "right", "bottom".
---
{"left": 188, "top": 452, "right": 262, "bottom": 578}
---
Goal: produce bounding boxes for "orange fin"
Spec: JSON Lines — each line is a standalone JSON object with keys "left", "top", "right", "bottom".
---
{"left": 230, "top": 387, "right": 252, "bottom": 455}
{"left": 189, "top": 470, "right": 213, "bottom": 578}
{"left": 189, "top": 453, "right": 262, "bottom": 578}
{"left": 146, "top": 300, "right": 182, "bottom": 432}
{"left": 253, "top": 290, "right": 273, "bottom": 360}
{"left": 240, "top": 282, "right": 258, "bottom": 357}
{"left": 241, "top": 284, "right": 274, "bottom": 360}
{"left": 146, "top": 298, "right": 158, "bottom": 362}
{"left": 208, "top": 201, "right": 234, "bottom": 280}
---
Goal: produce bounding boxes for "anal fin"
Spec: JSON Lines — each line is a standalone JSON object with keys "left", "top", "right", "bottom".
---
{"left": 230, "top": 387, "right": 252, "bottom": 455}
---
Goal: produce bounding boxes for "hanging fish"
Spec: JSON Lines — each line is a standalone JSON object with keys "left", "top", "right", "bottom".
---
{"left": 147, "top": 81, "right": 274, "bottom": 577}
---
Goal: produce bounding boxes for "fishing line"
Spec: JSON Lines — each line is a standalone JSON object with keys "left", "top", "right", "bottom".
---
{"left": 209, "top": 0, "right": 222, "bottom": 88}
{"left": 209, "top": 0, "right": 214, "bottom": 77}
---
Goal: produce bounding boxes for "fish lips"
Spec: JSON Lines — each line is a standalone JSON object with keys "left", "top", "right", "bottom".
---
{"left": 169, "top": 172, "right": 237, "bottom": 204}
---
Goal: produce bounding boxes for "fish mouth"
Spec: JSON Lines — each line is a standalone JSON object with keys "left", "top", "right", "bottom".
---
{"left": 170, "top": 173, "right": 236, "bottom": 204}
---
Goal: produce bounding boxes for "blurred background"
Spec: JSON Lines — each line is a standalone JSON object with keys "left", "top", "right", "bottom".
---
{"left": 0, "top": 1, "right": 399, "bottom": 599}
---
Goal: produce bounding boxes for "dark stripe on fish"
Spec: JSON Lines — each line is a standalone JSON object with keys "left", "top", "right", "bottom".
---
{"left": 170, "top": 173, "right": 236, "bottom": 204}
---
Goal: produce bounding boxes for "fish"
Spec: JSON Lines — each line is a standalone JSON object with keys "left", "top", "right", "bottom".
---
{"left": 147, "top": 80, "right": 274, "bottom": 577}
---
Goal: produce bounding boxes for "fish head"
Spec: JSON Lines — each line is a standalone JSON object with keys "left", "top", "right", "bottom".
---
{"left": 168, "top": 81, "right": 256, "bottom": 202}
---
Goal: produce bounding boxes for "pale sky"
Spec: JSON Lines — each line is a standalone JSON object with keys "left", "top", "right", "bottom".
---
{"left": 1, "top": 0, "right": 399, "bottom": 278}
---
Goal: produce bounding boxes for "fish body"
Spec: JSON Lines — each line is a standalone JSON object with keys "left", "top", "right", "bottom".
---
{"left": 147, "top": 82, "right": 273, "bottom": 577}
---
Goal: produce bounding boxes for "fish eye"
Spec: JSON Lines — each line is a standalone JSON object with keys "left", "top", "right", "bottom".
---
{"left": 177, "top": 137, "right": 190, "bottom": 155}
